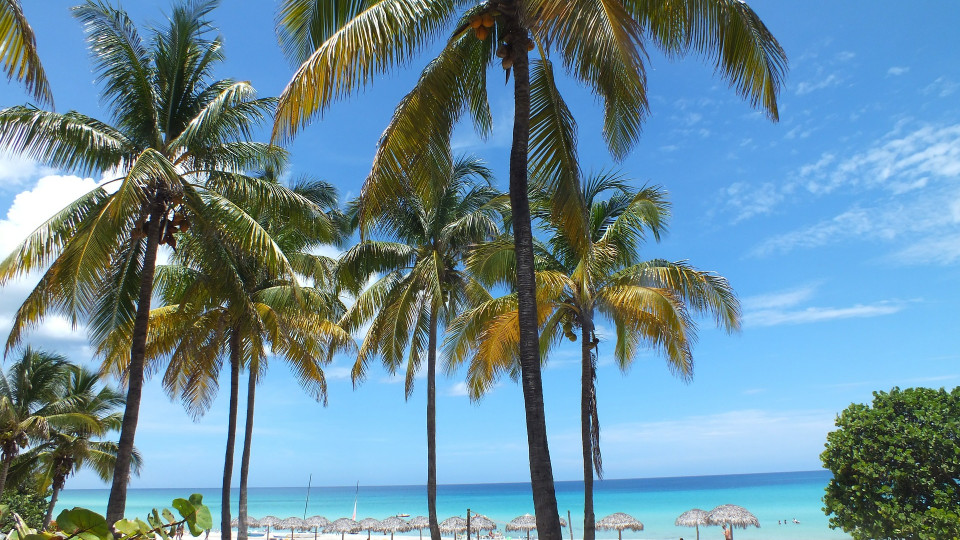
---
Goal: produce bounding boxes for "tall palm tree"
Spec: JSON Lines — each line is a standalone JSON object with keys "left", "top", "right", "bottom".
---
{"left": 273, "top": 3, "right": 785, "bottom": 536}
{"left": 0, "top": 1, "right": 300, "bottom": 523}
{"left": 99, "top": 175, "right": 351, "bottom": 540}
{"left": 338, "top": 156, "right": 504, "bottom": 540}
{"left": 0, "top": 0, "right": 52, "bottom": 104}
{"left": 24, "top": 366, "right": 141, "bottom": 528}
{"left": 0, "top": 347, "right": 94, "bottom": 495}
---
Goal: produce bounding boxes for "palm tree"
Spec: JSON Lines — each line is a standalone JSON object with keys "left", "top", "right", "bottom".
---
{"left": 0, "top": 1, "right": 301, "bottom": 523}
{"left": 447, "top": 175, "right": 741, "bottom": 540}
{"left": 338, "top": 156, "right": 504, "bottom": 540}
{"left": 99, "top": 175, "right": 351, "bottom": 540}
{"left": 24, "top": 366, "right": 141, "bottom": 528}
{"left": 0, "top": 0, "right": 52, "bottom": 104}
{"left": 273, "top": 3, "right": 785, "bottom": 535}
{"left": 0, "top": 347, "right": 89, "bottom": 495}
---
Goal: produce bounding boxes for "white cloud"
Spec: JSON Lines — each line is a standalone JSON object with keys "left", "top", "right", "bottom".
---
{"left": 723, "top": 181, "right": 787, "bottom": 222}
{"left": 448, "top": 382, "right": 469, "bottom": 397}
{"left": 0, "top": 153, "right": 56, "bottom": 189}
{"left": 887, "top": 66, "right": 910, "bottom": 77}
{"left": 923, "top": 77, "right": 959, "bottom": 98}
{"left": 741, "top": 284, "right": 902, "bottom": 328}
{"left": 0, "top": 174, "right": 103, "bottom": 256}
{"left": 795, "top": 73, "right": 841, "bottom": 95}
{"left": 889, "top": 232, "right": 960, "bottom": 265}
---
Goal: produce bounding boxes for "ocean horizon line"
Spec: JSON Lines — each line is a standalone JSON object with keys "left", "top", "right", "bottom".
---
{"left": 64, "top": 468, "right": 830, "bottom": 492}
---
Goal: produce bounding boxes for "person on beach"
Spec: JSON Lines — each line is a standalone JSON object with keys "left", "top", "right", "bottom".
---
{"left": 722, "top": 524, "right": 732, "bottom": 540}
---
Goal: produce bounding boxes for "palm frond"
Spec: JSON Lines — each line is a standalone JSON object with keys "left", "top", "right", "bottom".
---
{"left": 0, "top": 0, "right": 52, "bottom": 104}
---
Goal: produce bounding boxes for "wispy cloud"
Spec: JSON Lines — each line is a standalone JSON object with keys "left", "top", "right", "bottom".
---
{"left": 795, "top": 73, "right": 841, "bottom": 95}
{"left": 923, "top": 77, "right": 959, "bottom": 98}
{"left": 741, "top": 284, "right": 902, "bottom": 328}
{"left": 887, "top": 66, "right": 910, "bottom": 77}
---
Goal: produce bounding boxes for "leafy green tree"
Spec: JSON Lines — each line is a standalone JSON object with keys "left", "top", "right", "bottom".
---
{"left": 822, "top": 387, "right": 960, "bottom": 540}
{"left": 339, "top": 156, "right": 504, "bottom": 540}
{"left": 0, "top": 0, "right": 300, "bottom": 522}
{"left": 0, "top": 0, "right": 52, "bottom": 104}
{"left": 448, "top": 176, "right": 739, "bottom": 540}
{"left": 0, "top": 347, "right": 96, "bottom": 496}
{"left": 273, "top": 2, "right": 785, "bottom": 535}
{"left": 0, "top": 489, "right": 48, "bottom": 531}
{"left": 99, "top": 174, "right": 350, "bottom": 540}
{"left": 23, "top": 366, "right": 140, "bottom": 528}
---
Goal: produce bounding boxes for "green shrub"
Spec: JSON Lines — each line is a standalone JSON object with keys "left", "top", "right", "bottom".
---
{"left": 0, "top": 490, "right": 50, "bottom": 531}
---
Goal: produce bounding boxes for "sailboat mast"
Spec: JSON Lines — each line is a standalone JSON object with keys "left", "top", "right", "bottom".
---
{"left": 352, "top": 481, "right": 359, "bottom": 520}
{"left": 303, "top": 474, "right": 312, "bottom": 519}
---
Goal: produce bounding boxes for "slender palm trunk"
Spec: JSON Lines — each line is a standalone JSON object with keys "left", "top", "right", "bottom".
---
{"left": 237, "top": 363, "right": 257, "bottom": 540}
{"left": 222, "top": 329, "right": 242, "bottom": 540}
{"left": 107, "top": 203, "right": 164, "bottom": 525}
{"left": 44, "top": 481, "right": 62, "bottom": 529}
{"left": 0, "top": 453, "right": 13, "bottom": 495}
{"left": 504, "top": 7, "right": 561, "bottom": 539}
{"left": 427, "top": 310, "right": 440, "bottom": 540}
{"left": 580, "top": 314, "right": 596, "bottom": 540}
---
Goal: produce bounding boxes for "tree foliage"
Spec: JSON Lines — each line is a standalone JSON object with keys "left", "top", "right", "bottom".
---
{"left": 821, "top": 387, "right": 960, "bottom": 540}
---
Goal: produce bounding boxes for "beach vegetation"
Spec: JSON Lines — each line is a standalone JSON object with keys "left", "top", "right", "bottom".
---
{"left": 273, "top": 1, "right": 786, "bottom": 536}
{"left": 0, "top": 0, "right": 297, "bottom": 524}
{"left": 0, "top": 489, "right": 49, "bottom": 531}
{"left": 99, "top": 169, "right": 352, "bottom": 540}
{"left": 338, "top": 155, "right": 505, "bottom": 540}
{"left": 822, "top": 386, "right": 960, "bottom": 539}
{"left": 448, "top": 176, "right": 740, "bottom": 540}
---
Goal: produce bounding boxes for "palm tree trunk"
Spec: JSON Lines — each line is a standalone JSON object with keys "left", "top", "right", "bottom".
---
{"left": 106, "top": 203, "right": 164, "bottom": 525}
{"left": 427, "top": 309, "right": 440, "bottom": 540}
{"left": 44, "top": 481, "right": 62, "bottom": 529}
{"left": 222, "top": 329, "right": 242, "bottom": 540}
{"left": 504, "top": 8, "right": 561, "bottom": 540}
{"left": 237, "top": 361, "right": 258, "bottom": 540}
{"left": 0, "top": 454, "right": 13, "bottom": 497}
{"left": 580, "top": 314, "right": 596, "bottom": 540}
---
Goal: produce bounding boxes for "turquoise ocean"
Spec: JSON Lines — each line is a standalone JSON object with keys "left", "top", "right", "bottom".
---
{"left": 57, "top": 471, "right": 850, "bottom": 540}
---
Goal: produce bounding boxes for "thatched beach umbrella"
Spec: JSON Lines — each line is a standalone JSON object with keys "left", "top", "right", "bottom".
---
{"left": 359, "top": 518, "right": 383, "bottom": 540}
{"left": 378, "top": 516, "right": 411, "bottom": 540}
{"left": 505, "top": 514, "right": 536, "bottom": 540}
{"left": 307, "top": 516, "right": 330, "bottom": 540}
{"left": 596, "top": 513, "right": 643, "bottom": 540}
{"left": 705, "top": 505, "right": 759, "bottom": 540}
{"left": 324, "top": 518, "right": 362, "bottom": 540}
{"left": 278, "top": 517, "right": 310, "bottom": 539}
{"left": 408, "top": 516, "right": 430, "bottom": 540}
{"left": 440, "top": 517, "right": 468, "bottom": 540}
{"left": 260, "top": 516, "right": 281, "bottom": 539}
{"left": 467, "top": 515, "right": 495, "bottom": 540}
{"left": 675, "top": 509, "right": 709, "bottom": 540}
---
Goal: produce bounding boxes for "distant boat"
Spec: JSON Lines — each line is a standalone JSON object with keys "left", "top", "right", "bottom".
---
{"left": 396, "top": 514, "right": 410, "bottom": 518}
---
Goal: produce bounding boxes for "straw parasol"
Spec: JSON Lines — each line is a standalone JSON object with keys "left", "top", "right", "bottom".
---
{"left": 596, "top": 513, "right": 643, "bottom": 540}
{"left": 307, "top": 516, "right": 330, "bottom": 540}
{"left": 675, "top": 509, "right": 709, "bottom": 540}
{"left": 278, "top": 517, "right": 310, "bottom": 539}
{"left": 408, "top": 516, "right": 430, "bottom": 540}
{"left": 468, "top": 515, "right": 496, "bottom": 540}
{"left": 324, "top": 518, "right": 362, "bottom": 540}
{"left": 358, "top": 518, "right": 383, "bottom": 540}
{"left": 378, "top": 516, "right": 412, "bottom": 540}
{"left": 260, "top": 516, "right": 281, "bottom": 539}
{"left": 505, "top": 514, "right": 567, "bottom": 540}
{"left": 440, "top": 516, "right": 468, "bottom": 540}
{"left": 705, "top": 505, "right": 759, "bottom": 540}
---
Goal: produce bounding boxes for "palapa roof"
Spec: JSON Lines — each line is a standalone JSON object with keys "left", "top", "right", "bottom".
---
{"left": 705, "top": 505, "right": 759, "bottom": 529}
{"left": 440, "top": 516, "right": 467, "bottom": 533}
{"left": 231, "top": 518, "right": 239, "bottom": 528}
{"left": 247, "top": 518, "right": 263, "bottom": 529}
{"left": 259, "top": 516, "right": 282, "bottom": 527}
{"left": 359, "top": 518, "right": 383, "bottom": 531}
{"left": 407, "top": 516, "right": 430, "bottom": 529}
{"left": 468, "top": 515, "right": 496, "bottom": 531}
{"left": 379, "top": 517, "right": 412, "bottom": 533}
{"left": 307, "top": 516, "right": 331, "bottom": 528}
{"left": 505, "top": 514, "right": 536, "bottom": 532}
{"left": 278, "top": 517, "right": 310, "bottom": 530}
{"left": 596, "top": 513, "right": 644, "bottom": 532}
{"left": 324, "top": 518, "right": 362, "bottom": 534}
{"left": 675, "top": 509, "right": 709, "bottom": 527}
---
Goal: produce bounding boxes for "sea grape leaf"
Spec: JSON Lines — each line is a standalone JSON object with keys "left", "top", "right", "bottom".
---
{"left": 56, "top": 508, "right": 111, "bottom": 540}
{"left": 172, "top": 499, "right": 195, "bottom": 522}
{"left": 162, "top": 509, "right": 176, "bottom": 524}
{"left": 113, "top": 520, "right": 139, "bottom": 537}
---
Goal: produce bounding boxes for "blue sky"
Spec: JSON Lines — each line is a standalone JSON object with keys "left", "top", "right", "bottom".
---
{"left": 0, "top": 1, "right": 958, "bottom": 490}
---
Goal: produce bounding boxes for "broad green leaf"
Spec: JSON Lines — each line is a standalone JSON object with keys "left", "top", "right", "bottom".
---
{"left": 56, "top": 508, "right": 111, "bottom": 540}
